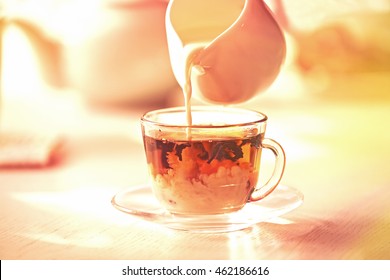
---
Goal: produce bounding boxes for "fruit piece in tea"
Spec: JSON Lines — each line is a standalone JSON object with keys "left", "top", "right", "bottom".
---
{"left": 143, "top": 133, "right": 263, "bottom": 214}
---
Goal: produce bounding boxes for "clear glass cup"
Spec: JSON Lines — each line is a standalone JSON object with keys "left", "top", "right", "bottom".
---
{"left": 141, "top": 106, "right": 286, "bottom": 216}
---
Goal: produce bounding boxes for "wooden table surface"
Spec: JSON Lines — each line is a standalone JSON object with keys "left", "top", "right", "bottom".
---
{"left": 1, "top": 71, "right": 389, "bottom": 260}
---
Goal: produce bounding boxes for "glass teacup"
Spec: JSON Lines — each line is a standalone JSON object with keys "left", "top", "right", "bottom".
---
{"left": 141, "top": 106, "right": 286, "bottom": 216}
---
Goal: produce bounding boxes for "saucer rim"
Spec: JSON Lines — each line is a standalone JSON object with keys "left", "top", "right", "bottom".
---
{"left": 111, "top": 184, "right": 304, "bottom": 233}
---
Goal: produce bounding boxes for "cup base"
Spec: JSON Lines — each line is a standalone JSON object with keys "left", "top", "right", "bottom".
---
{"left": 111, "top": 184, "right": 303, "bottom": 233}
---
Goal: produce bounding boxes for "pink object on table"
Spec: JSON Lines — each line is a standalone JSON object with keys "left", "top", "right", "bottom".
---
{"left": 0, "top": 133, "right": 64, "bottom": 167}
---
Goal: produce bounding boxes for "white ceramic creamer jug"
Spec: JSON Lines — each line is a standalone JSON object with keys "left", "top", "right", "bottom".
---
{"left": 166, "top": 0, "right": 286, "bottom": 105}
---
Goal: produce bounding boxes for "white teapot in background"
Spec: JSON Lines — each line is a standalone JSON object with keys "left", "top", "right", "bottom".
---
{"left": 166, "top": 0, "right": 286, "bottom": 104}
{"left": 4, "top": 0, "right": 177, "bottom": 105}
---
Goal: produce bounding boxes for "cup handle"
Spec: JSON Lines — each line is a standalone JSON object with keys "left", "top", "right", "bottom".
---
{"left": 249, "top": 138, "right": 286, "bottom": 201}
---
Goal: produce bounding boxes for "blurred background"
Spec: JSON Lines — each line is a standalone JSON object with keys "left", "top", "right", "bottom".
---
{"left": 1, "top": 0, "right": 389, "bottom": 108}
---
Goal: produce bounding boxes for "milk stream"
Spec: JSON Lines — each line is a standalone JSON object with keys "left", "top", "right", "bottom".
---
{"left": 166, "top": 0, "right": 286, "bottom": 138}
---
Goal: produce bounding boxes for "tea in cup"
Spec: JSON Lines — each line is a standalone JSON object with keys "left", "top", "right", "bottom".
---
{"left": 141, "top": 106, "right": 285, "bottom": 216}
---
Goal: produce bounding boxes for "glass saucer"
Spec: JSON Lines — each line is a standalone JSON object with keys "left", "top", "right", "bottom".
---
{"left": 111, "top": 184, "right": 303, "bottom": 233}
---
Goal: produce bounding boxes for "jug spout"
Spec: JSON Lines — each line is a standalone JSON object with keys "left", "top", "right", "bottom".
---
{"left": 6, "top": 18, "right": 65, "bottom": 88}
{"left": 7, "top": 17, "right": 65, "bottom": 87}
{"left": 166, "top": 0, "right": 286, "bottom": 104}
